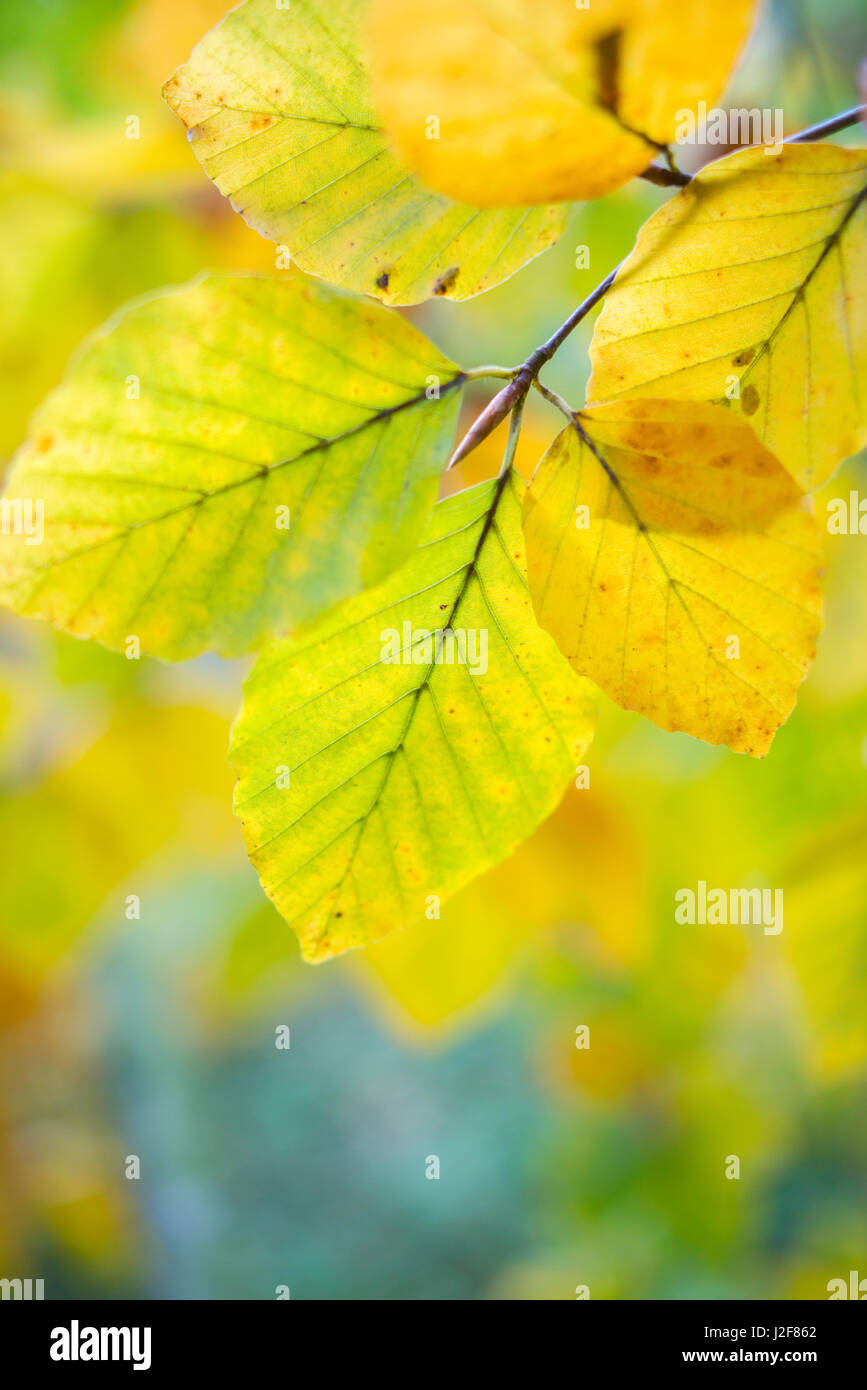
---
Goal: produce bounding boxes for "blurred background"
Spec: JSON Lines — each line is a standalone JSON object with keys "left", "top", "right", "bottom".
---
{"left": 0, "top": 0, "right": 865, "bottom": 1300}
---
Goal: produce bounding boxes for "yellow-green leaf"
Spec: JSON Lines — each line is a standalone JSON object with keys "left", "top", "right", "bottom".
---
{"left": 368, "top": 0, "right": 757, "bottom": 206}
{"left": 230, "top": 471, "right": 596, "bottom": 961}
{"left": 0, "top": 274, "right": 463, "bottom": 660}
{"left": 162, "top": 0, "right": 569, "bottom": 305}
{"left": 523, "top": 399, "right": 823, "bottom": 756}
{"left": 588, "top": 144, "right": 867, "bottom": 490}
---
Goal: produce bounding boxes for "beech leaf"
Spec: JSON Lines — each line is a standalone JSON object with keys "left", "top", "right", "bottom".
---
{"left": 523, "top": 399, "right": 823, "bottom": 756}
{"left": 230, "top": 471, "right": 596, "bottom": 960}
{"left": 588, "top": 144, "right": 867, "bottom": 490}
{"left": 0, "top": 274, "right": 464, "bottom": 659}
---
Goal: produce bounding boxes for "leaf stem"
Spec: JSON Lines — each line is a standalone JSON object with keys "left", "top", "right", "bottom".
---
{"left": 531, "top": 378, "right": 577, "bottom": 422}
{"left": 463, "top": 364, "right": 519, "bottom": 380}
{"left": 498, "top": 394, "right": 525, "bottom": 478}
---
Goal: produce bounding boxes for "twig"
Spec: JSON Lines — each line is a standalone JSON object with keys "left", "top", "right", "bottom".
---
{"left": 786, "top": 104, "right": 866, "bottom": 143}
{"left": 638, "top": 105, "right": 866, "bottom": 188}
{"left": 447, "top": 268, "right": 619, "bottom": 469}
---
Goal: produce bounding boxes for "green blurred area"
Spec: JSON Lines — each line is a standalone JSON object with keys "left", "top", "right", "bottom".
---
{"left": 0, "top": 0, "right": 865, "bottom": 1299}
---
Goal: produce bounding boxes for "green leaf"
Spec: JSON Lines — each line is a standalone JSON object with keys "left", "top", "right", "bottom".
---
{"left": 230, "top": 470, "right": 596, "bottom": 961}
{"left": 0, "top": 273, "right": 464, "bottom": 660}
{"left": 162, "top": 0, "right": 569, "bottom": 306}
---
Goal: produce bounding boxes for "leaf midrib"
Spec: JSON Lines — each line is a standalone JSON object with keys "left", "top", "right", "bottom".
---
{"left": 307, "top": 469, "right": 512, "bottom": 950}
{"left": 568, "top": 418, "right": 798, "bottom": 724}
{"left": 15, "top": 374, "right": 466, "bottom": 581}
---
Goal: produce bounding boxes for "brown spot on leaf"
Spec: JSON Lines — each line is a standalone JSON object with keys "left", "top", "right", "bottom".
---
{"left": 376, "top": 271, "right": 390, "bottom": 289}
{"left": 732, "top": 346, "right": 755, "bottom": 367}
{"left": 433, "top": 266, "right": 460, "bottom": 295}
{"left": 624, "top": 422, "right": 667, "bottom": 454}
{"left": 741, "top": 383, "right": 761, "bottom": 416}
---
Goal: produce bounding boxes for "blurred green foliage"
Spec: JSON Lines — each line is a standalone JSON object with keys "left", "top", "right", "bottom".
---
{"left": 0, "top": 0, "right": 865, "bottom": 1299}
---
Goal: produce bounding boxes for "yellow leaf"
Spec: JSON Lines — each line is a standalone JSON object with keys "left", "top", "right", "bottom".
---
{"left": 523, "top": 399, "right": 823, "bottom": 756}
{"left": 368, "top": 0, "right": 757, "bottom": 206}
{"left": 588, "top": 144, "right": 867, "bottom": 490}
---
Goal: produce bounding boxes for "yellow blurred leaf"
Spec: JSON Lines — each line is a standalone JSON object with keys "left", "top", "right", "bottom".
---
{"left": 588, "top": 144, "right": 867, "bottom": 490}
{"left": 523, "top": 399, "right": 823, "bottom": 755}
{"left": 360, "top": 784, "right": 645, "bottom": 1031}
{"left": 107, "top": 0, "right": 235, "bottom": 92}
{"left": 368, "top": 0, "right": 757, "bottom": 205}
{"left": 0, "top": 106, "right": 201, "bottom": 203}
{"left": 783, "top": 815, "right": 867, "bottom": 1077}
{"left": 0, "top": 704, "right": 235, "bottom": 981}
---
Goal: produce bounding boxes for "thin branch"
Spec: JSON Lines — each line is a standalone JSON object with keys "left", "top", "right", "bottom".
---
{"left": 786, "top": 104, "right": 866, "bottom": 143}
{"left": 447, "top": 268, "right": 619, "bottom": 469}
{"left": 637, "top": 105, "right": 866, "bottom": 184}
{"left": 527, "top": 266, "right": 621, "bottom": 368}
